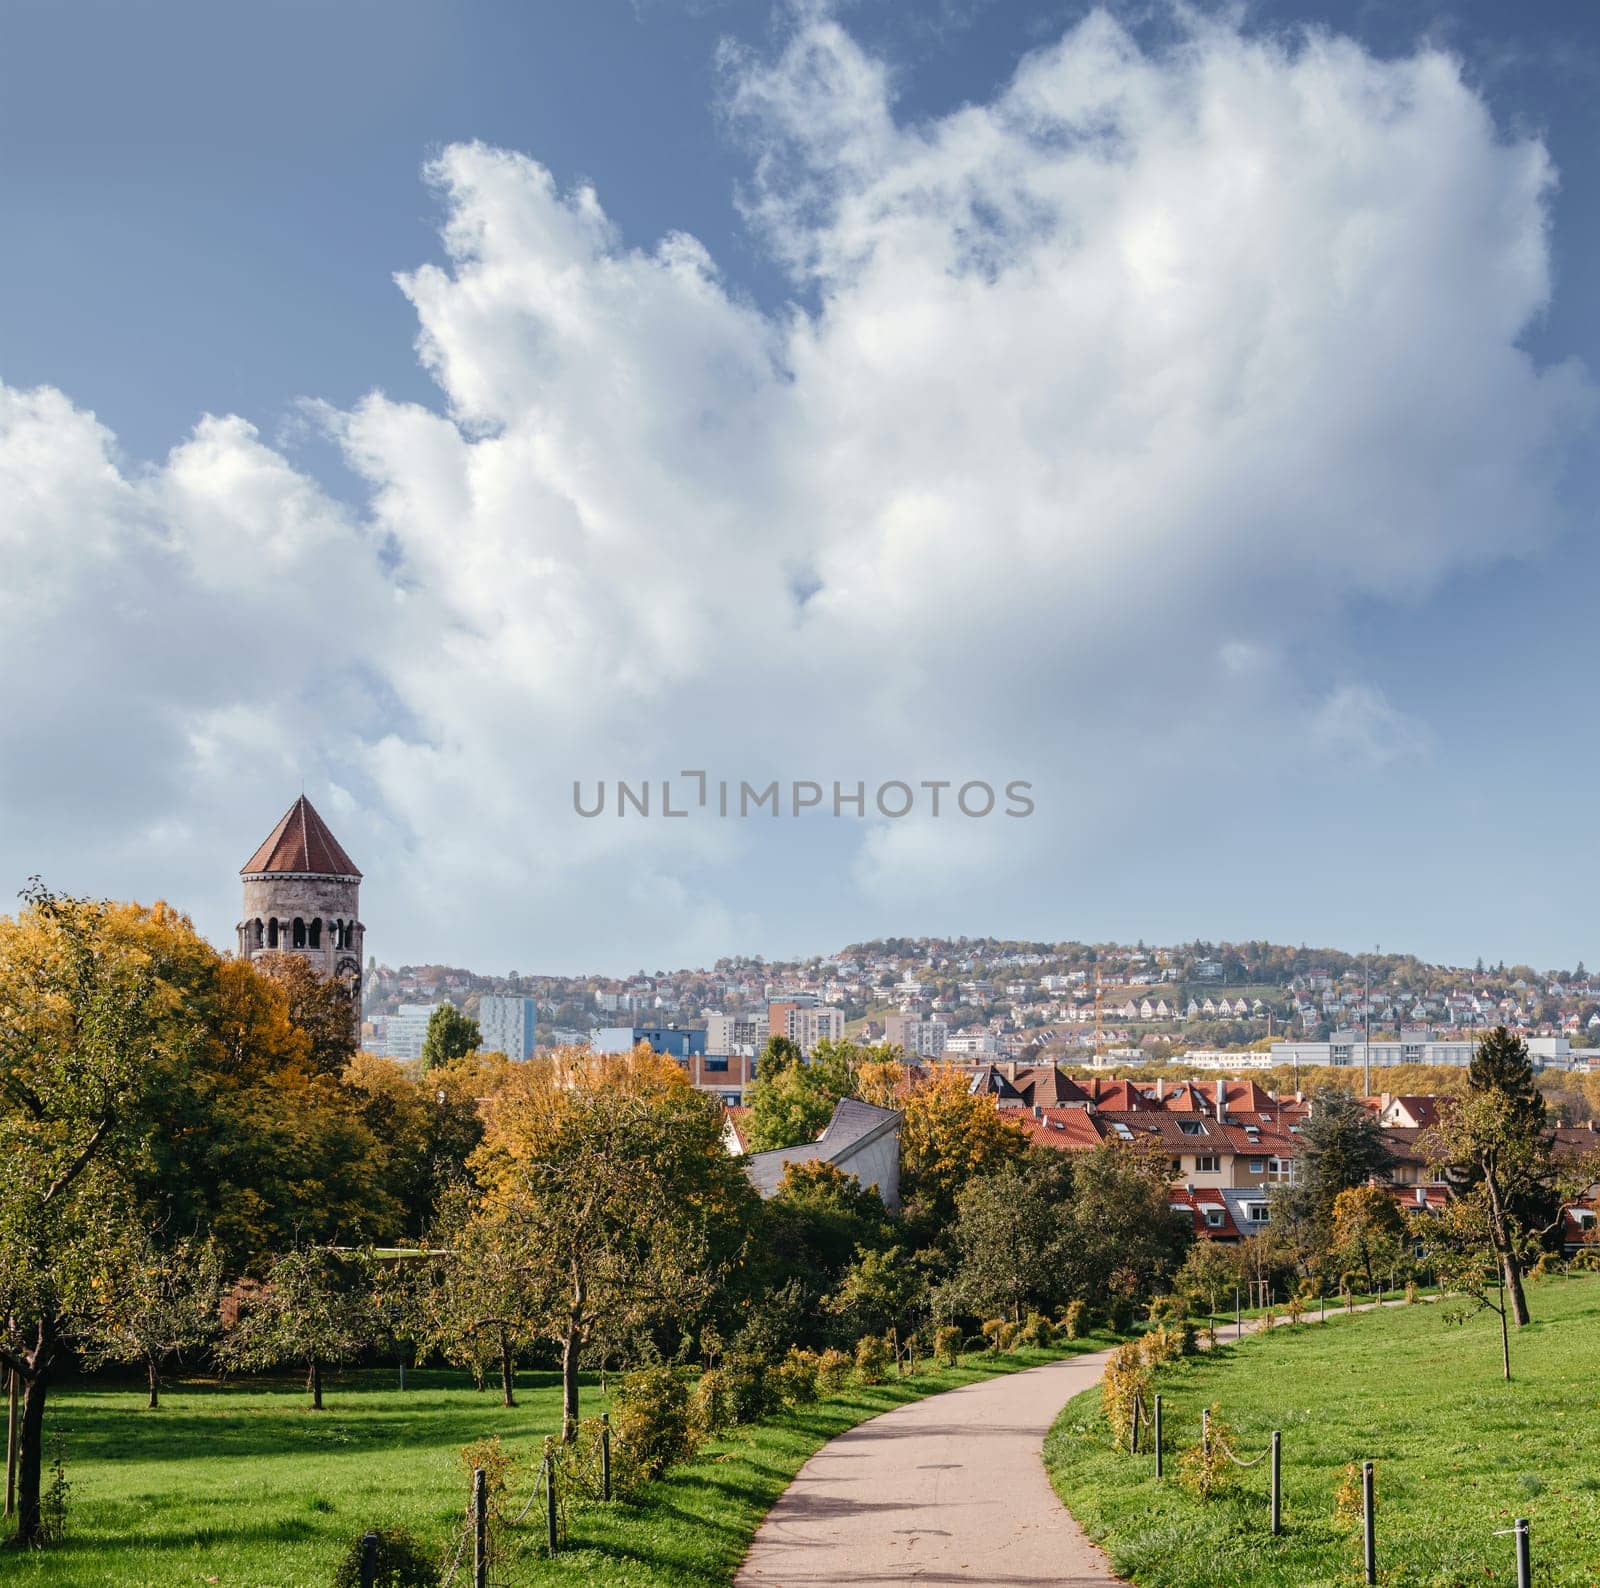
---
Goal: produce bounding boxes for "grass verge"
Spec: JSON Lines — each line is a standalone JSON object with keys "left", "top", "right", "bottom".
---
{"left": 4, "top": 1337, "right": 1116, "bottom": 1586}
{"left": 1044, "top": 1276, "right": 1600, "bottom": 1587}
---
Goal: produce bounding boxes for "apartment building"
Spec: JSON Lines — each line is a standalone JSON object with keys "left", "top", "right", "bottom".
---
{"left": 477, "top": 993, "right": 538, "bottom": 1060}
{"left": 884, "top": 1013, "right": 948, "bottom": 1059}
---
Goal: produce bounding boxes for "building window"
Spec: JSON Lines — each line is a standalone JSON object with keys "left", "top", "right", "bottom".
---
{"left": 1248, "top": 1157, "right": 1265, "bottom": 1174}
{"left": 267, "top": 919, "right": 279, "bottom": 948}
{"left": 1268, "top": 1157, "right": 1293, "bottom": 1182}
{"left": 1193, "top": 1155, "right": 1220, "bottom": 1174}
{"left": 1178, "top": 1121, "right": 1208, "bottom": 1136}
{"left": 292, "top": 918, "right": 306, "bottom": 949}
{"left": 704, "top": 1056, "right": 728, "bottom": 1072}
{"left": 308, "top": 918, "right": 322, "bottom": 949}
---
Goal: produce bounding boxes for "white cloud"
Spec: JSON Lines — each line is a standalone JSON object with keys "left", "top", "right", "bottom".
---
{"left": 0, "top": 5, "right": 1590, "bottom": 968}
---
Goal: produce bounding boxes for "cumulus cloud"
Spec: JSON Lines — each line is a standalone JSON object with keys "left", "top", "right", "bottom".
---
{"left": 0, "top": 5, "right": 1590, "bottom": 968}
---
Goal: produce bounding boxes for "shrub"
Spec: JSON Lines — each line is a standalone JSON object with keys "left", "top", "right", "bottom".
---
{"left": 854, "top": 1333, "right": 891, "bottom": 1385}
{"left": 1404, "top": 1280, "right": 1419, "bottom": 1305}
{"left": 1285, "top": 1293, "right": 1306, "bottom": 1326}
{"left": 1142, "top": 1323, "right": 1181, "bottom": 1368}
{"left": 1178, "top": 1405, "right": 1236, "bottom": 1501}
{"left": 550, "top": 1419, "right": 610, "bottom": 1507}
{"left": 1178, "top": 1319, "right": 1199, "bottom": 1355}
{"left": 722, "top": 1355, "right": 776, "bottom": 1425}
{"left": 1333, "top": 1460, "right": 1366, "bottom": 1522}
{"left": 1570, "top": 1248, "right": 1600, "bottom": 1273}
{"left": 1147, "top": 1294, "right": 1187, "bottom": 1324}
{"left": 1100, "top": 1340, "right": 1150, "bottom": 1448}
{"left": 612, "top": 1365, "right": 696, "bottom": 1487}
{"left": 1018, "top": 1311, "right": 1056, "bottom": 1348}
{"left": 689, "top": 1367, "right": 729, "bottom": 1435}
{"left": 771, "top": 1346, "right": 821, "bottom": 1407}
{"left": 934, "top": 1325, "right": 963, "bottom": 1367}
{"left": 329, "top": 1526, "right": 435, "bottom": 1588}
{"left": 1107, "top": 1296, "right": 1135, "bottom": 1333}
{"left": 458, "top": 1435, "right": 513, "bottom": 1498}
{"left": 1060, "top": 1299, "right": 1089, "bottom": 1340}
{"left": 816, "top": 1348, "right": 852, "bottom": 1395}
{"left": 981, "top": 1318, "right": 1007, "bottom": 1355}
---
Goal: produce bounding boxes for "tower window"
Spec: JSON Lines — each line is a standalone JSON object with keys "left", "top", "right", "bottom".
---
{"left": 267, "top": 919, "right": 279, "bottom": 948}
{"left": 309, "top": 918, "right": 322, "bottom": 949}
{"left": 292, "top": 918, "right": 306, "bottom": 949}
{"left": 253, "top": 918, "right": 264, "bottom": 948}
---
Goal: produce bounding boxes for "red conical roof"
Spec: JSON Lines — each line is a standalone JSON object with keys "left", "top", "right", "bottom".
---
{"left": 241, "top": 796, "right": 361, "bottom": 879}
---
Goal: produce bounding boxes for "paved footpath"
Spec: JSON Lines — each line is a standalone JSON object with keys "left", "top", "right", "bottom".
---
{"left": 733, "top": 1346, "right": 1127, "bottom": 1587}
{"left": 736, "top": 1302, "right": 1411, "bottom": 1586}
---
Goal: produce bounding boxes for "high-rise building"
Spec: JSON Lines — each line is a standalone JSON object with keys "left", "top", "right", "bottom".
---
{"left": 479, "top": 994, "right": 539, "bottom": 1060}
{"left": 885, "top": 1014, "right": 948, "bottom": 1059}
{"left": 769, "top": 1001, "right": 845, "bottom": 1055}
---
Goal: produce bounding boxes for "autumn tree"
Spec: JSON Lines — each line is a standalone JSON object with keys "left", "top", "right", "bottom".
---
{"left": 1329, "top": 1184, "right": 1406, "bottom": 1294}
{"left": 421, "top": 1004, "right": 481, "bottom": 1070}
{"left": 1175, "top": 1237, "right": 1243, "bottom": 1318}
{"left": 0, "top": 886, "right": 197, "bottom": 1547}
{"left": 898, "top": 1067, "right": 1029, "bottom": 1228}
{"left": 471, "top": 1044, "right": 755, "bottom": 1437}
{"left": 220, "top": 1245, "right": 379, "bottom": 1409}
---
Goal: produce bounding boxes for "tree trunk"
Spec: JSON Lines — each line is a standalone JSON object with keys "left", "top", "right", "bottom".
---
{"left": 308, "top": 1359, "right": 323, "bottom": 1411}
{"left": 499, "top": 1336, "right": 516, "bottom": 1408}
{"left": 1483, "top": 1172, "right": 1531, "bottom": 1326}
{"left": 145, "top": 1359, "right": 159, "bottom": 1411}
{"left": 8, "top": 1367, "right": 47, "bottom": 1548}
{"left": 561, "top": 1326, "right": 582, "bottom": 1442}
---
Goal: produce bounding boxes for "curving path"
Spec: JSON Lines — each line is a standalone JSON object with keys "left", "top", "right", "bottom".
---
{"left": 736, "top": 1301, "right": 1415, "bottom": 1586}
{"left": 733, "top": 1347, "right": 1127, "bottom": 1587}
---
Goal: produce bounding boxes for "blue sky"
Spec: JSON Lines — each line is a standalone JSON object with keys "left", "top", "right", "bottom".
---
{"left": 2, "top": 1, "right": 1597, "bottom": 973}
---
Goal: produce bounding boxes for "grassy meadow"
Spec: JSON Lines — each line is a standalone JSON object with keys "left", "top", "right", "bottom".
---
{"left": 1044, "top": 1276, "right": 1600, "bottom": 1586}
{"left": 2, "top": 1340, "right": 1113, "bottom": 1586}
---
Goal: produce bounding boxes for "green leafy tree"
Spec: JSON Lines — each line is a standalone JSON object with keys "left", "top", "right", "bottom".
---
{"left": 472, "top": 1046, "right": 755, "bottom": 1437}
{"left": 78, "top": 1227, "right": 224, "bottom": 1408}
{"left": 1295, "top": 1089, "right": 1394, "bottom": 1231}
{"left": 412, "top": 1183, "right": 543, "bottom": 1406}
{"left": 1175, "top": 1238, "right": 1243, "bottom": 1318}
{"left": 742, "top": 1039, "right": 860, "bottom": 1152}
{"left": 944, "top": 1159, "right": 1066, "bottom": 1322}
{"left": 828, "top": 1245, "right": 925, "bottom": 1360}
{"left": 1424, "top": 1029, "right": 1564, "bottom": 1328}
{"left": 420, "top": 1004, "right": 480, "bottom": 1070}
{"left": 220, "top": 1245, "right": 379, "bottom": 1409}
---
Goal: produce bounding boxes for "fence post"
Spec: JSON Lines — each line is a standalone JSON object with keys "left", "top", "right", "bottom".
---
{"left": 1130, "top": 1391, "right": 1140, "bottom": 1454}
{"left": 601, "top": 1412, "right": 612, "bottom": 1502}
{"left": 1153, "top": 1394, "right": 1163, "bottom": 1479}
{"left": 1320, "top": 1292, "right": 1326, "bottom": 1323}
{"left": 1235, "top": 1290, "right": 1242, "bottom": 1339}
{"left": 1270, "top": 1431, "right": 1281, "bottom": 1536}
{"left": 472, "top": 1466, "right": 488, "bottom": 1588}
{"left": 1362, "top": 1461, "right": 1376, "bottom": 1585}
{"left": 359, "top": 1531, "right": 379, "bottom": 1588}
{"left": 545, "top": 1447, "right": 558, "bottom": 1557}
{"left": 1201, "top": 1407, "right": 1210, "bottom": 1456}
{"left": 1513, "top": 1517, "right": 1531, "bottom": 1588}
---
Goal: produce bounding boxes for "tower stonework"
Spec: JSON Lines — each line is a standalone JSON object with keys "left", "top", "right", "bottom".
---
{"left": 237, "top": 796, "right": 365, "bottom": 1011}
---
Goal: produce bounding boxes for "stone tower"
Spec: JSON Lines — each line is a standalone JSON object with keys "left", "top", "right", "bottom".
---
{"left": 237, "top": 795, "right": 365, "bottom": 1010}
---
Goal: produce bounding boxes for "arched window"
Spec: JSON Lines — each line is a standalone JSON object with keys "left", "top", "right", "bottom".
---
{"left": 253, "top": 919, "right": 264, "bottom": 948}
{"left": 267, "top": 919, "right": 279, "bottom": 949}
{"left": 308, "top": 918, "right": 322, "bottom": 949}
{"left": 292, "top": 918, "right": 306, "bottom": 949}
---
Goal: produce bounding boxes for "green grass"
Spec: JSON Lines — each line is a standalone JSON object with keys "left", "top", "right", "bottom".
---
{"left": 1044, "top": 1277, "right": 1600, "bottom": 1587}
{"left": 4, "top": 1339, "right": 1115, "bottom": 1586}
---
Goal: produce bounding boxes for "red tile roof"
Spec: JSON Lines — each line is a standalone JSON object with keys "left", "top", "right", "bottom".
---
{"left": 241, "top": 796, "right": 362, "bottom": 878}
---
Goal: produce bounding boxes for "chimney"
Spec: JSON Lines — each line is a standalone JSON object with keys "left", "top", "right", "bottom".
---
{"left": 1215, "top": 1078, "right": 1227, "bottom": 1121}
{"left": 1156, "top": 1077, "right": 1166, "bottom": 1101}
{"left": 1414, "top": 1186, "right": 1426, "bottom": 1207}
{"left": 1033, "top": 1104, "right": 1043, "bottom": 1119}
{"left": 1295, "top": 1089, "right": 1304, "bottom": 1104}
